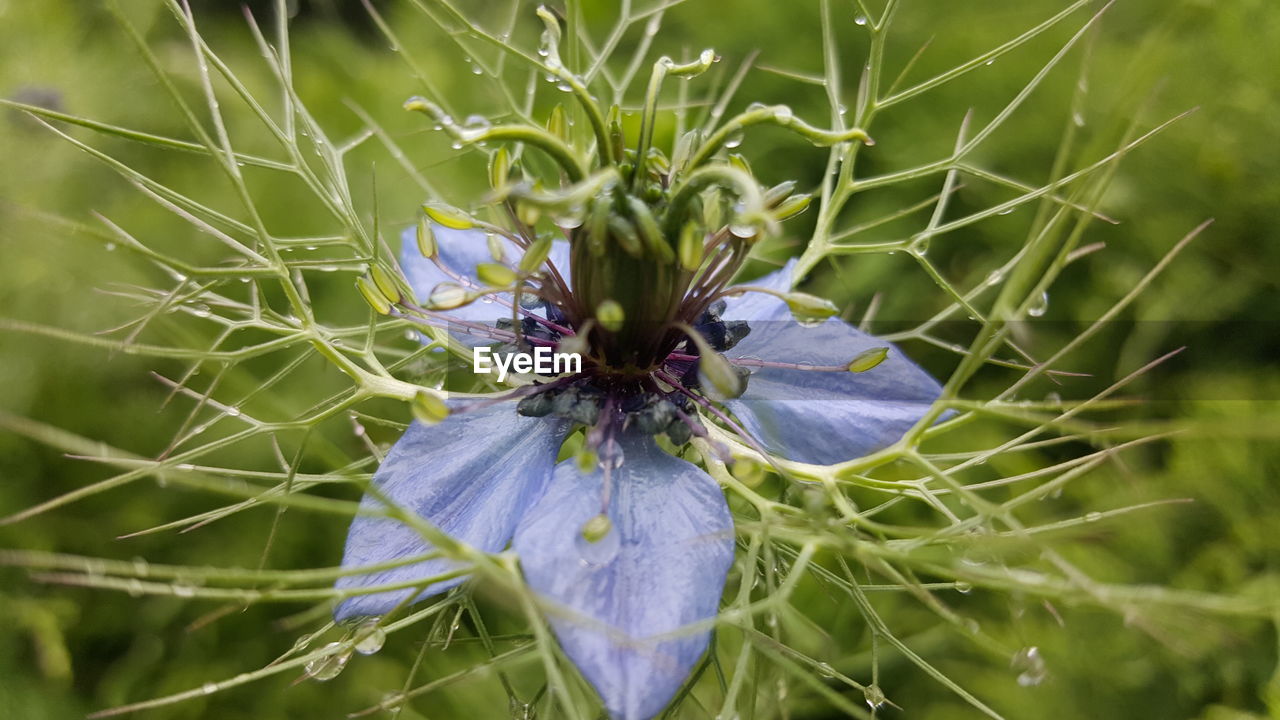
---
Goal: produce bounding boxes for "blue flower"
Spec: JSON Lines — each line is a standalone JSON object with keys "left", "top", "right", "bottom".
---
{"left": 333, "top": 225, "right": 942, "bottom": 720}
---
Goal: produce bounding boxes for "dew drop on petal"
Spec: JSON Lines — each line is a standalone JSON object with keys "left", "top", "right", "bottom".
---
{"left": 574, "top": 523, "right": 620, "bottom": 567}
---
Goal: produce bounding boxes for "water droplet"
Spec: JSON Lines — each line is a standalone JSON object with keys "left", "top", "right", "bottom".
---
{"left": 1085, "top": 511, "right": 1103, "bottom": 523}
{"left": 463, "top": 114, "right": 490, "bottom": 131}
{"left": 984, "top": 59, "right": 995, "bottom": 66}
{"left": 126, "top": 579, "right": 144, "bottom": 597}
{"left": 1072, "top": 111, "right": 1086, "bottom": 127}
{"left": 574, "top": 522, "right": 621, "bottom": 567}
{"left": 105, "top": 242, "right": 117, "bottom": 251}
{"left": 172, "top": 583, "right": 196, "bottom": 598}
{"left": 853, "top": 15, "right": 868, "bottom": 25}
{"left": 955, "top": 581, "right": 973, "bottom": 594}
{"left": 863, "top": 684, "right": 886, "bottom": 709}
{"left": 225, "top": 406, "right": 241, "bottom": 418}
{"left": 470, "top": 63, "right": 483, "bottom": 75}
{"left": 723, "top": 131, "right": 744, "bottom": 149}
{"left": 815, "top": 662, "right": 836, "bottom": 678}
{"left": 997, "top": 206, "right": 1016, "bottom": 216}
{"left": 450, "top": 141, "right": 463, "bottom": 150}
{"left": 985, "top": 269, "right": 1005, "bottom": 286}
{"left": 773, "top": 105, "right": 794, "bottom": 123}
{"left": 191, "top": 305, "right": 211, "bottom": 318}
{"left": 1028, "top": 291, "right": 1049, "bottom": 317}
{"left": 306, "top": 643, "right": 351, "bottom": 682}
{"left": 353, "top": 620, "right": 386, "bottom": 655}
{"left": 599, "top": 438, "right": 624, "bottom": 470}
{"left": 1012, "top": 646, "right": 1047, "bottom": 686}
{"left": 201, "top": 682, "right": 217, "bottom": 695}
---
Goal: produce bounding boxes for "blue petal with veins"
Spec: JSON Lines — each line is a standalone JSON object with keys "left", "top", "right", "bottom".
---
{"left": 335, "top": 403, "right": 567, "bottom": 621}
{"left": 513, "top": 434, "right": 734, "bottom": 720}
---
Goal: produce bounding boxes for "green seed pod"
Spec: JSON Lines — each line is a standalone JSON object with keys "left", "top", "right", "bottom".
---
{"left": 678, "top": 223, "right": 704, "bottom": 272}
{"left": 764, "top": 180, "right": 797, "bottom": 207}
{"left": 369, "top": 265, "right": 401, "bottom": 303}
{"left": 486, "top": 231, "right": 505, "bottom": 262}
{"left": 489, "top": 146, "right": 511, "bottom": 191}
{"left": 728, "top": 153, "right": 752, "bottom": 176}
{"left": 580, "top": 513, "right": 612, "bottom": 543}
{"left": 784, "top": 291, "right": 839, "bottom": 325}
{"left": 422, "top": 202, "right": 476, "bottom": 230}
{"left": 416, "top": 217, "right": 437, "bottom": 258}
{"left": 356, "top": 277, "right": 391, "bottom": 315}
{"left": 697, "top": 351, "right": 749, "bottom": 400}
{"left": 411, "top": 390, "right": 450, "bottom": 425}
{"left": 519, "top": 236, "right": 554, "bottom": 274}
{"left": 475, "top": 262, "right": 517, "bottom": 288}
{"left": 596, "top": 299, "right": 625, "bottom": 332}
{"left": 427, "top": 282, "right": 469, "bottom": 310}
{"left": 773, "top": 193, "right": 812, "bottom": 220}
{"left": 847, "top": 346, "right": 889, "bottom": 373}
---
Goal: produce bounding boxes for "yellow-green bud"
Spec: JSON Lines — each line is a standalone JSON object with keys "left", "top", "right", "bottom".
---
{"left": 547, "top": 104, "right": 568, "bottom": 142}
{"left": 519, "top": 236, "right": 554, "bottom": 274}
{"left": 773, "top": 193, "right": 812, "bottom": 221}
{"left": 489, "top": 146, "right": 511, "bottom": 191}
{"left": 427, "top": 282, "right": 469, "bottom": 310}
{"left": 847, "top": 347, "right": 889, "bottom": 373}
{"left": 411, "top": 390, "right": 450, "bottom": 425}
{"left": 370, "top": 265, "right": 400, "bottom": 303}
{"left": 475, "top": 262, "right": 517, "bottom": 288}
{"left": 422, "top": 203, "right": 476, "bottom": 230}
{"left": 697, "top": 350, "right": 748, "bottom": 400}
{"left": 784, "top": 291, "right": 839, "bottom": 326}
{"left": 416, "top": 217, "right": 437, "bottom": 258}
{"left": 356, "top": 277, "right": 391, "bottom": 315}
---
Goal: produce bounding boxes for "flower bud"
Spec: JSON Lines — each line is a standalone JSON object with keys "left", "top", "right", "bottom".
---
{"left": 847, "top": 346, "right": 889, "bottom": 373}
{"left": 773, "top": 193, "right": 812, "bottom": 220}
{"left": 546, "top": 104, "right": 568, "bottom": 142}
{"left": 697, "top": 351, "right": 749, "bottom": 400}
{"left": 784, "top": 291, "right": 839, "bottom": 326}
{"left": 370, "top": 265, "right": 401, "bottom": 303}
{"left": 356, "top": 277, "right": 391, "bottom": 315}
{"left": 764, "top": 180, "right": 798, "bottom": 207}
{"left": 422, "top": 203, "right": 476, "bottom": 230}
{"left": 416, "top": 217, "right": 437, "bottom": 258}
{"left": 411, "top": 390, "right": 450, "bottom": 425}
{"left": 519, "top": 236, "right": 554, "bottom": 274}
{"left": 489, "top": 146, "right": 511, "bottom": 191}
{"left": 427, "top": 282, "right": 469, "bottom": 310}
{"left": 475, "top": 262, "right": 516, "bottom": 287}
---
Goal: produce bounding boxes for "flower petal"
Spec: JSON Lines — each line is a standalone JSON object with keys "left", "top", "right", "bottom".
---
{"left": 399, "top": 225, "right": 571, "bottom": 343}
{"left": 335, "top": 404, "right": 568, "bottom": 621}
{"left": 513, "top": 434, "right": 734, "bottom": 720}
{"left": 722, "top": 260, "right": 943, "bottom": 465}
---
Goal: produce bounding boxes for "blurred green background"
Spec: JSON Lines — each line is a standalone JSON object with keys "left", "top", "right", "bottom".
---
{"left": 1, "top": 0, "right": 1277, "bottom": 718}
